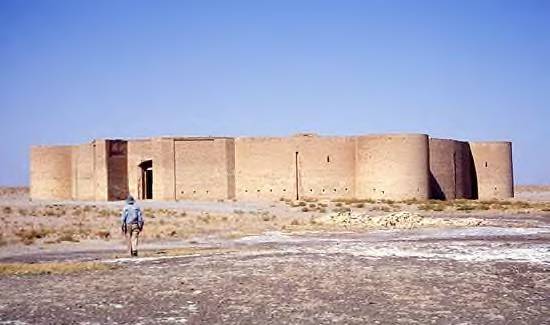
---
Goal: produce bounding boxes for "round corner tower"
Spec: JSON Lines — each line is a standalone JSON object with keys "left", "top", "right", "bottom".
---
{"left": 356, "top": 134, "right": 430, "bottom": 200}
{"left": 468, "top": 141, "right": 514, "bottom": 199}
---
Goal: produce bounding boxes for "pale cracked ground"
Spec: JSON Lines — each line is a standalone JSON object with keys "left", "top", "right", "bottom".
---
{"left": 1, "top": 226, "right": 549, "bottom": 325}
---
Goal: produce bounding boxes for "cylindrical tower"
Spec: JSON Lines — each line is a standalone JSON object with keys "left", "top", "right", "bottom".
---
{"left": 30, "top": 146, "right": 74, "bottom": 200}
{"left": 469, "top": 141, "right": 514, "bottom": 199}
{"left": 429, "top": 138, "right": 475, "bottom": 200}
{"left": 356, "top": 134, "right": 430, "bottom": 200}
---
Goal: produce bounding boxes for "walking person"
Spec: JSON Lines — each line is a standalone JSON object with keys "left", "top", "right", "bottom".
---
{"left": 121, "top": 195, "right": 144, "bottom": 257}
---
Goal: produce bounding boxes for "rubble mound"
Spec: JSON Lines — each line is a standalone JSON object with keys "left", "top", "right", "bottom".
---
{"left": 316, "top": 211, "right": 482, "bottom": 229}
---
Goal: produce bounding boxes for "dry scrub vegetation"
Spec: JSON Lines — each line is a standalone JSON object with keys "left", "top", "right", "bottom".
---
{"left": 0, "top": 204, "right": 120, "bottom": 246}
{"left": 0, "top": 192, "right": 549, "bottom": 248}
{"left": 0, "top": 261, "right": 115, "bottom": 276}
{"left": 282, "top": 197, "right": 550, "bottom": 214}
{"left": 1, "top": 203, "right": 351, "bottom": 247}
{"left": 416, "top": 199, "right": 550, "bottom": 212}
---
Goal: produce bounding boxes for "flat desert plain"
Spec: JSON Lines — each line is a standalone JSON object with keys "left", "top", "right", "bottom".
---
{"left": 0, "top": 186, "right": 549, "bottom": 324}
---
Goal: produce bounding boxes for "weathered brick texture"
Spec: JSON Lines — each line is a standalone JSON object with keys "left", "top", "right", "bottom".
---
{"left": 29, "top": 134, "right": 514, "bottom": 201}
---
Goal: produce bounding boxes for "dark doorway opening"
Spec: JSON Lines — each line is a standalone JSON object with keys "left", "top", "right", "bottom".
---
{"left": 139, "top": 160, "right": 153, "bottom": 200}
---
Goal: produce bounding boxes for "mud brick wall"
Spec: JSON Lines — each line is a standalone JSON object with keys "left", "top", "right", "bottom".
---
{"left": 293, "top": 136, "right": 356, "bottom": 200}
{"left": 152, "top": 138, "right": 176, "bottom": 201}
{"left": 29, "top": 134, "right": 515, "bottom": 202}
{"left": 72, "top": 140, "right": 109, "bottom": 201}
{"left": 30, "top": 145, "right": 74, "bottom": 200}
{"left": 355, "top": 134, "right": 430, "bottom": 200}
{"left": 173, "top": 138, "right": 234, "bottom": 200}
{"left": 429, "top": 139, "right": 475, "bottom": 200}
{"left": 469, "top": 142, "right": 514, "bottom": 199}
{"left": 127, "top": 139, "right": 152, "bottom": 199}
{"left": 235, "top": 137, "right": 298, "bottom": 201}
{"left": 72, "top": 143, "right": 95, "bottom": 200}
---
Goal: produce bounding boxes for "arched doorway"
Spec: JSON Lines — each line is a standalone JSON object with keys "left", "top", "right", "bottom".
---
{"left": 139, "top": 160, "right": 153, "bottom": 200}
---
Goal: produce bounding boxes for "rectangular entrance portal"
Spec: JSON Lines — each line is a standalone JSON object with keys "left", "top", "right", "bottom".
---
{"left": 139, "top": 160, "right": 153, "bottom": 200}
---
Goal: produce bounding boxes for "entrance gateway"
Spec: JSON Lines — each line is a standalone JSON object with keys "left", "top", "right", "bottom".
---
{"left": 139, "top": 160, "right": 153, "bottom": 200}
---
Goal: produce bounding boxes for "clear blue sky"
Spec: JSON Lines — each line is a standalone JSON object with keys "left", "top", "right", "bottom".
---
{"left": 1, "top": 0, "right": 549, "bottom": 186}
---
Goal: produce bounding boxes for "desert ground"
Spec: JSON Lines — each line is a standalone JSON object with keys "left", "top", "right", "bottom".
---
{"left": 0, "top": 186, "right": 549, "bottom": 324}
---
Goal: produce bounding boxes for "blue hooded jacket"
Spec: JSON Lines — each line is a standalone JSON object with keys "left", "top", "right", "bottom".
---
{"left": 121, "top": 196, "right": 144, "bottom": 227}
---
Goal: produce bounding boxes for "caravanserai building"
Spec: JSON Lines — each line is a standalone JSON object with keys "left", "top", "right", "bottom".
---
{"left": 30, "top": 133, "right": 514, "bottom": 202}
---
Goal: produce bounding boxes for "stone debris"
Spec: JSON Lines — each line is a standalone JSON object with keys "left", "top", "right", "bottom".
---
{"left": 316, "top": 211, "right": 483, "bottom": 229}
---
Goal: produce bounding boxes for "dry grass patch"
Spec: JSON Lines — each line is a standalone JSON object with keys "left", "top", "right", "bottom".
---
{"left": 400, "top": 198, "right": 419, "bottom": 205}
{"left": 302, "top": 197, "right": 319, "bottom": 203}
{"left": 0, "top": 261, "right": 115, "bottom": 276}
{"left": 369, "top": 205, "right": 391, "bottom": 212}
{"left": 451, "top": 200, "right": 539, "bottom": 212}
{"left": 331, "top": 198, "right": 376, "bottom": 205}
{"left": 55, "top": 233, "right": 79, "bottom": 243}
{"left": 418, "top": 203, "right": 446, "bottom": 212}
{"left": 332, "top": 206, "right": 352, "bottom": 213}
{"left": 95, "top": 230, "right": 111, "bottom": 239}
{"left": 316, "top": 207, "right": 327, "bottom": 213}
{"left": 410, "top": 199, "right": 543, "bottom": 212}
{"left": 454, "top": 203, "right": 477, "bottom": 211}
{"left": 97, "top": 209, "right": 115, "bottom": 218}
{"left": 15, "top": 227, "right": 53, "bottom": 245}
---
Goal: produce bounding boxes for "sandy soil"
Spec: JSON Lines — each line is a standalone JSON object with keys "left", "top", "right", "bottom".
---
{"left": 0, "top": 187, "right": 549, "bottom": 324}
{"left": 1, "top": 228, "right": 549, "bottom": 324}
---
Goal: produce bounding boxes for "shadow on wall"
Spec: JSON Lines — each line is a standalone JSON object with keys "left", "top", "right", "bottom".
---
{"left": 429, "top": 143, "right": 479, "bottom": 200}
{"left": 468, "top": 143, "right": 479, "bottom": 200}
{"left": 429, "top": 171, "right": 446, "bottom": 200}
